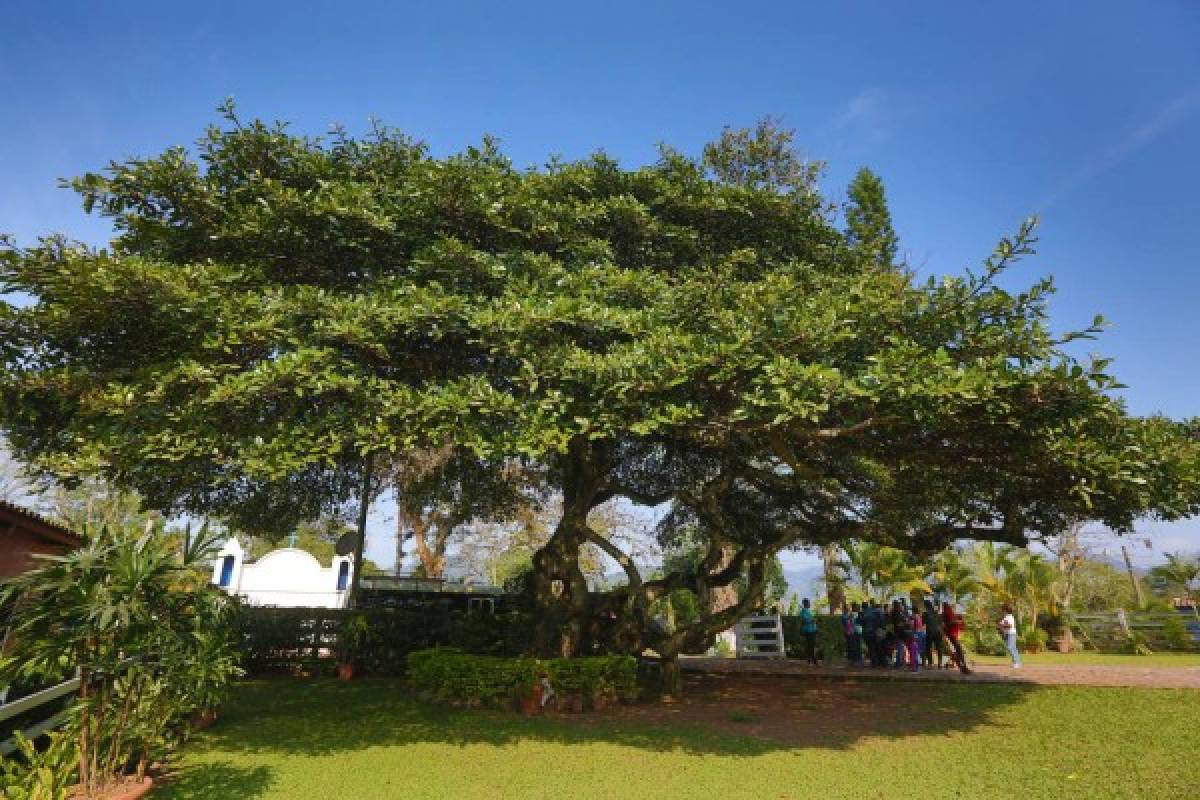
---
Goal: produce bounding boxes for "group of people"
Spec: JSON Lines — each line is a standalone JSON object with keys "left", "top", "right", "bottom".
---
{"left": 795, "top": 597, "right": 1024, "bottom": 673}
{"left": 842, "top": 598, "right": 973, "bottom": 673}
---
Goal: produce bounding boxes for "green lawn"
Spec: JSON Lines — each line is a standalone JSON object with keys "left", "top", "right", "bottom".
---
{"left": 158, "top": 678, "right": 1200, "bottom": 800}
{"left": 969, "top": 651, "right": 1200, "bottom": 667}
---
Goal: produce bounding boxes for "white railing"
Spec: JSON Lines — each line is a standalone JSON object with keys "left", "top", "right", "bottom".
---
{"left": 0, "top": 671, "right": 80, "bottom": 755}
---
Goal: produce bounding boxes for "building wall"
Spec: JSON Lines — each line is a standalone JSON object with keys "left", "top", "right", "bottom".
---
{"left": 0, "top": 527, "right": 69, "bottom": 580}
{"left": 211, "top": 538, "right": 353, "bottom": 609}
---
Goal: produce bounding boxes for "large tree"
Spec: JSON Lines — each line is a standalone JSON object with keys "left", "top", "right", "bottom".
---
{"left": 3, "top": 112, "right": 1198, "bottom": 685}
{"left": 390, "top": 448, "right": 534, "bottom": 578}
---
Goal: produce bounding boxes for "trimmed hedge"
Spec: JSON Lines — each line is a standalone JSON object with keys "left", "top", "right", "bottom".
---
{"left": 407, "top": 648, "right": 637, "bottom": 707}
{"left": 238, "top": 607, "right": 533, "bottom": 676}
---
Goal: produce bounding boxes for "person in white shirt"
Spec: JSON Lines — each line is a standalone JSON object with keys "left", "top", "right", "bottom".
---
{"left": 998, "top": 604, "right": 1021, "bottom": 668}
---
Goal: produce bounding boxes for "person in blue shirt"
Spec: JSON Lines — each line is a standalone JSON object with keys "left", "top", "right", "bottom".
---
{"left": 799, "top": 597, "right": 820, "bottom": 665}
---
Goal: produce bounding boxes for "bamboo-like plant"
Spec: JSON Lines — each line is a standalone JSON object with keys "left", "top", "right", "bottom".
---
{"left": 0, "top": 522, "right": 241, "bottom": 796}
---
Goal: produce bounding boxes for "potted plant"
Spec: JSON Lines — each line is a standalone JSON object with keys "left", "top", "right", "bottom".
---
{"left": 338, "top": 614, "right": 373, "bottom": 680}
{"left": 514, "top": 662, "right": 543, "bottom": 716}
{"left": 553, "top": 668, "right": 585, "bottom": 713}
{"left": 590, "top": 677, "right": 613, "bottom": 712}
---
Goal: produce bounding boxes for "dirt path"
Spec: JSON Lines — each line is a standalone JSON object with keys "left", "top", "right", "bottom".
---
{"left": 682, "top": 656, "right": 1200, "bottom": 689}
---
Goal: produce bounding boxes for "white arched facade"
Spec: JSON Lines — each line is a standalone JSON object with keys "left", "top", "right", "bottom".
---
{"left": 211, "top": 537, "right": 354, "bottom": 609}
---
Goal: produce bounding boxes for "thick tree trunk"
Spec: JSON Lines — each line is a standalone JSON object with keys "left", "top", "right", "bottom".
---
{"left": 709, "top": 546, "right": 738, "bottom": 615}
{"left": 822, "top": 544, "right": 846, "bottom": 613}
{"left": 531, "top": 519, "right": 592, "bottom": 656}
{"left": 530, "top": 441, "right": 605, "bottom": 657}
{"left": 659, "top": 650, "right": 682, "bottom": 697}
{"left": 406, "top": 512, "right": 449, "bottom": 579}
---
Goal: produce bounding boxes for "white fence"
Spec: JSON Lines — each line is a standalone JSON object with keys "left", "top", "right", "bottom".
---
{"left": 0, "top": 672, "right": 79, "bottom": 755}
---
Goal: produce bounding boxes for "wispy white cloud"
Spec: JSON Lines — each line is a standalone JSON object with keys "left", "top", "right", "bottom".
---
{"left": 1040, "top": 86, "right": 1200, "bottom": 209}
{"left": 825, "top": 88, "right": 890, "bottom": 141}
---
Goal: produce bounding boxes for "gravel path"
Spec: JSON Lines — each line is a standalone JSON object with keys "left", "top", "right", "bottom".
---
{"left": 682, "top": 656, "right": 1200, "bottom": 689}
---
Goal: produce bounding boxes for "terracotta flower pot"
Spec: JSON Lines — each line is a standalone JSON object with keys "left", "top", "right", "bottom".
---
{"left": 519, "top": 683, "right": 543, "bottom": 716}
{"left": 591, "top": 693, "right": 610, "bottom": 712}
{"left": 337, "top": 662, "right": 356, "bottom": 681}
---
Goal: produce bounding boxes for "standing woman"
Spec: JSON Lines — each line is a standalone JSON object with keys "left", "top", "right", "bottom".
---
{"left": 942, "top": 601, "right": 972, "bottom": 674}
{"left": 912, "top": 601, "right": 927, "bottom": 669}
{"left": 800, "top": 598, "right": 820, "bottom": 666}
{"left": 999, "top": 604, "right": 1022, "bottom": 669}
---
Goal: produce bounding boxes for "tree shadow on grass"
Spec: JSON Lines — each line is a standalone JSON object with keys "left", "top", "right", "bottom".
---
{"left": 152, "top": 762, "right": 274, "bottom": 800}
{"left": 183, "top": 672, "right": 1036, "bottom": 761}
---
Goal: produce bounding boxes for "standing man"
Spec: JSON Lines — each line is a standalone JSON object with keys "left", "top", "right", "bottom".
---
{"left": 843, "top": 602, "right": 864, "bottom": 666}
{"left": 922, "top": 599, "right": 947, "bottom": 668}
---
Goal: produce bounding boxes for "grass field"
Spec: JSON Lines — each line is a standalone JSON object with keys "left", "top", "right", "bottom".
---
{"left": 969, "top": 651, "right": 1200, "bottom": 667}
{"left": 157, "top": 676, "right": 1200, "bottom": 800}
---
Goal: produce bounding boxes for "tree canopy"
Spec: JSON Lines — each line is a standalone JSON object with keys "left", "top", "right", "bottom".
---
{"left": 2, "top": 109, "right": 1197, "bottom": 666}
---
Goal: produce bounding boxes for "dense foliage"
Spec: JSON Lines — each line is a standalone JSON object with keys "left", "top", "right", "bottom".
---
{"left": 406, "top": 648, "right": 636, "bottom": 708}
{"left": 0, "top": 525, "right": 241, "bottom": 795}
{"left": 237, "top": 607, "right": 533, "bottom": 675}
{"left": 2, "top": 109, "right": 1197, "bottom": 678}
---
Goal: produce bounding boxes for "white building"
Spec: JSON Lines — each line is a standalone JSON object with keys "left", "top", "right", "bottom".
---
{"left": 211, "top": 537, "right": 354, "bottom": 609}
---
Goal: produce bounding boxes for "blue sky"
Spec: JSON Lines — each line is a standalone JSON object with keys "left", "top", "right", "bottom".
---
{"left": 2, "top": 1, "right": 1197, "bottom": 575}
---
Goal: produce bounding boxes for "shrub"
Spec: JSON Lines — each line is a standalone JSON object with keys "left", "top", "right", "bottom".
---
{"left": 966, "top": 627, "right": 1007, "bottom": 656}
{"left": 1122, "top": 631, "right": 1155, "bottom": 656}
{"left": 0, "top": 730, "right": 77, "bottom": 800}
{"left": 407, "top": 649, "right": 536, "bottom": 707}
{"left": 1161, "top": 615, "right": 1194, "bottom": 651}
{"left": 406, "top": 649, "right": 636, "bottom": 707}
{"left": 782, "top": 614, "right": 845, "bottom": 661}
{"left": 1019, "top": 624, "right": 1048, "bottom": 653}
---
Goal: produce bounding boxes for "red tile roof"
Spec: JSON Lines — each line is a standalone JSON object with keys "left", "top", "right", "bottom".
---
{"left": 0, "top": 500, "right": 82, "bottom": 548}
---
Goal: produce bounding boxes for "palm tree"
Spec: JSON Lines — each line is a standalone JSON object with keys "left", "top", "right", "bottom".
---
{"left": 842, "top": 541, "right": 930, "bottom": 603}
{"left": 1150, "top": 552, "right": 1200, "bottom": 622}
{"left": 929, "top": 548, "right": 980, "bottom": 603}
{"left": 1004, "top": 551, "right": 1059, "bottom": 631}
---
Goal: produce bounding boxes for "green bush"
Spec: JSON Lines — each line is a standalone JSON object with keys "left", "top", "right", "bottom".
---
{"left": 782, "top": 614, "right": 845, "bottom": 661}
{"left": 407, "top": 649, "right": 536, "bottom": 707}
{"left": 0, "top": 730, "right": 76, "bottom": 800}
{"left": 406, "top": 649, "right": 637, "bottom": 707}
{"left": 966, "top": 627, "right": 1007, "bottom": 656}
{"left": 1019, "top": 624, "right": 1048, "bottom": 653}
{"left": 1121, "top": 631, "right": 1155, "bottom": 656}
{"left": 1161, "top": 615, "right": 1194, "bottom": 650}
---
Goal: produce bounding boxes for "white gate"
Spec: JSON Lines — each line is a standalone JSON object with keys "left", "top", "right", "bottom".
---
{"left": 735, "top": 613, "right": 787, "bottom": 659}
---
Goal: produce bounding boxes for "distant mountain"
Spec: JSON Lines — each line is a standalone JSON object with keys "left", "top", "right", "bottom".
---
{"left": 783, "top": 566, "right": 823, "bottom": 600}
